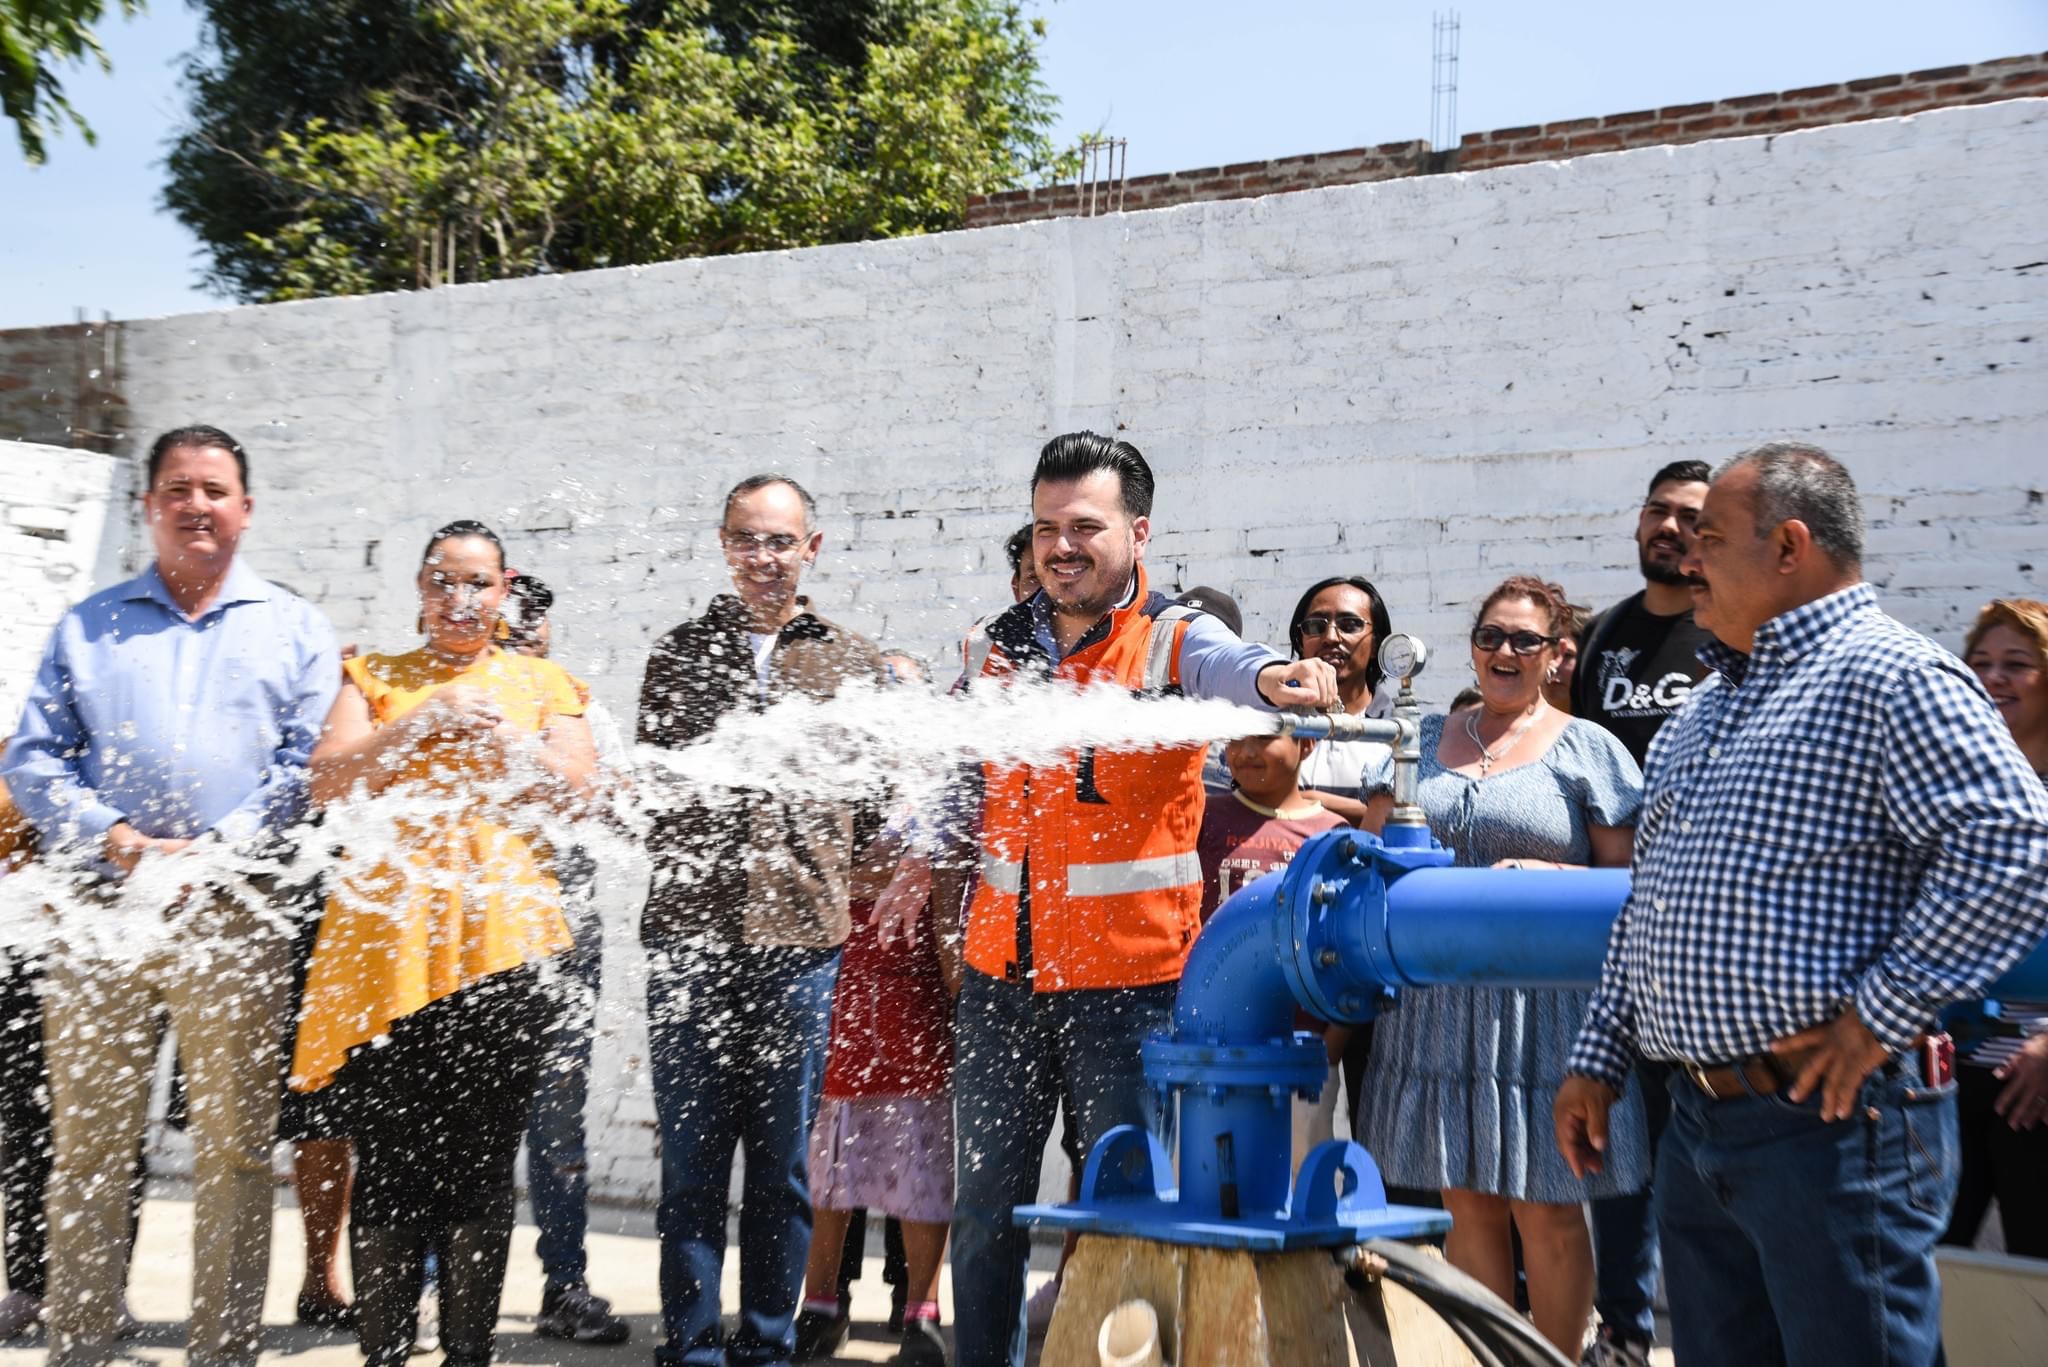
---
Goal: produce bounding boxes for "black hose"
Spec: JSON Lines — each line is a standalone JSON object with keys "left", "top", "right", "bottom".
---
{"left": 1338, "top": 1239, "right": 1576, "bottom": 1367}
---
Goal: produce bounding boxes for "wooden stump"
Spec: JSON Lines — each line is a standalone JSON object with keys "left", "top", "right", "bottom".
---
{"left": 1040, "top": 1235, "right": 1475, "bottom": 1367}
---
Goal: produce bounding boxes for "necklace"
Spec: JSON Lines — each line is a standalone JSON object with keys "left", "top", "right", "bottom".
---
{"left": 1465, "top": 704, "right": 1542, "bottom": 776}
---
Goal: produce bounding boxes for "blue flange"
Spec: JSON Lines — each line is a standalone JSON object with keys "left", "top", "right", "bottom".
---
{"left": 1016, "top": 1127, "right": 1451, "bottom": 1250}
{"left": 1279, "top": 827, "right": 1452, "bottom": 1026}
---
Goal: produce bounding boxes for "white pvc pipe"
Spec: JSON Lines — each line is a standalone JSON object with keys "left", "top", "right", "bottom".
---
{"left": 1098, "top": 1299, "right": 1164, "bottom": 1367}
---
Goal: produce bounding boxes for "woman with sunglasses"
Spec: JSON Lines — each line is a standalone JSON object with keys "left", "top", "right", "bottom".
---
{"left": 1286, "top": 576, "right": 1396, "bottom": 826}
{"left": 1356, "top": 574, "right": 1648, "bottom": 1356}
{"left": 292, "top": 520, "right": 595, "bottom": 1367}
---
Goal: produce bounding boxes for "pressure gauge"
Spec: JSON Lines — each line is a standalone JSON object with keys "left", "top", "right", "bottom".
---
{"left": 1378, "top": 633, "right": 1426, "bottom": 683}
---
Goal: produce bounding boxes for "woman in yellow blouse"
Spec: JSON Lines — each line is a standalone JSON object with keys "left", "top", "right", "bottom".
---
{"left": 297, "top": 520, "right": 594, "bottom": 1367}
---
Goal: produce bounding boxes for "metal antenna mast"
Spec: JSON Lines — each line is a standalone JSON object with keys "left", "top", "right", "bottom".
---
{"left": 1431, "top": 11, "right": 1461, "bottom": 153}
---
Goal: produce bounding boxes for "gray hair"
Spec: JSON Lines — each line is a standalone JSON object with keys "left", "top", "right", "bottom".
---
{"left": 1717, "top": 440, "right": 1863, "bottom": 568}
{"left": 722, "top": 474, "right": 817, "bottom": 531}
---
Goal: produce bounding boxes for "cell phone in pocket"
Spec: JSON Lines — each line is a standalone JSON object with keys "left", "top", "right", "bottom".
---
{"left": 1920, "top": 1032, "right": 1955, "bottom": 1088}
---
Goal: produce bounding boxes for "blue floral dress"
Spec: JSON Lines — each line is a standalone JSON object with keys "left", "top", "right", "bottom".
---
{"left": 1357, "top": 713, "right": 1650, "bottom": 1201}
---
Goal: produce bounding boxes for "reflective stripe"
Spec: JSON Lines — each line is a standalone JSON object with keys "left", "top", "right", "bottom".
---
{"left": 1142, "top": 605, "right": 1195, "bottom": 693}
{"left": 1067, "top": 850, "right": 1203, "bottom": 898}
{"left": 979, "top": 855, "right": 1023, "bottom": 896}
{"left": 965, "top": 629, "right": 997, "bottom": 681}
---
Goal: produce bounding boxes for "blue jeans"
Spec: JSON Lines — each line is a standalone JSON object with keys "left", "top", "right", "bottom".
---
{"left": 950, "top": 970, "right": 1176, "bottom": 1367}
{"left": 527, "top": 936, "right": 603, "bottom": 1296}
{"left": 647, "top": 943, "right": 841, "bottom": 1367}
{"left": 1656, "top": 1064, "right": 1956, "bottom": 1367}
{"left": 1589, "top": 1058, "right": 1671, "bottom": 1340}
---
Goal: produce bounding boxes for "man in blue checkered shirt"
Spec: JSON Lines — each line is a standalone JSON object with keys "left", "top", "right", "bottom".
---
{"left": 1555, "top": 442, "right": 2048, "bottom": 1367}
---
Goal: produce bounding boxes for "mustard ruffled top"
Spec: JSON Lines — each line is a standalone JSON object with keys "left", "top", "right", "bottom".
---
{"left": 290, "top": 647, "right": 584, "bottom": 1091}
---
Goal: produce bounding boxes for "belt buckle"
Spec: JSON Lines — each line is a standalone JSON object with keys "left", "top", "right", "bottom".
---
{"left": 1684, "top": 1061, "right": 1716, "bottom": 1097}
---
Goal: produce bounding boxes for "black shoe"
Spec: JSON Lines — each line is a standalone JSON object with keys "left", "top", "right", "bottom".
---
{"left": 536, "top": 1286, "right": 630, "bottom": 1345}
{"left": 896, "top": 1317, "right": 947, "bottom": 1366}
{"left": 296, "top": 1293, "right": 356, "bottom": 1332}
{"left": 793, "top": 1306, "right": 850, "bottom": 1361}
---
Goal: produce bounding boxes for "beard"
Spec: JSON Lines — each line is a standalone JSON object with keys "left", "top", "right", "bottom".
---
{"left": 1639, "top": 543, "right": 1689, "bottom": 586}
{"left": 1041, "top": 547, "right": 1135, "bottom": 622}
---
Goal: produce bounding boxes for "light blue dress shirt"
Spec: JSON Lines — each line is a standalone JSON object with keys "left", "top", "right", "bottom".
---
{"left": 3, "top": 558, "right": 340, "bottom": 856}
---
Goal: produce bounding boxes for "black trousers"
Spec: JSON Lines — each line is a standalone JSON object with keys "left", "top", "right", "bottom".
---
{"left": 0, "top": 960, "right": 147, "bottom": 1300}
{"left": 1941, "top": 1062, "right": 2048, "bottom": 1258}
{"left": 336, "top": 965, "right": 549, "bottom": 1230}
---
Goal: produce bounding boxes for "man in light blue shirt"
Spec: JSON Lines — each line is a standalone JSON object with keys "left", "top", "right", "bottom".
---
{"left": 3, "top": 425, "right": 338, "bottom": 1367}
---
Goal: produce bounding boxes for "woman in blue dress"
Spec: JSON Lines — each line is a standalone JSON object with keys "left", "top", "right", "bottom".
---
{"left": 1358, "top": 575, "right": 1649, "bottom": 1356}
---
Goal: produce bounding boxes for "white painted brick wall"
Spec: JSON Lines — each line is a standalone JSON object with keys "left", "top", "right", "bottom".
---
{"left": 7, "top": 99, "right": 2046, "bottom": 1206}
{"left": 0, "top": 442, "right": 130, "bottom": 726}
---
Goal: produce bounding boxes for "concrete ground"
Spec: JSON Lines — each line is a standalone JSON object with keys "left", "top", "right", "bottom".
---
{"left": 0, "top": 1189, "right": 1055, "bottom": 1367}
{"left": 0, "top": 1188, "right": 1683, "bottom": 1366}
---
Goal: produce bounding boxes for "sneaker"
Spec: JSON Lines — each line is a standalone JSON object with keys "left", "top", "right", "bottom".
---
{"left": 1024, "top": 1277, "right": 1059, "bottom": 1337}
{"left": 793, "top": 1305, "right": 850, "bottom": 1361}
{"left": 536, "top": 1285, "right": 630, "bottom": 1345}
{"left": 897, "top": 1316, "right": 947, "bottom": 1366}
{"left": 1581, "top": 1324, "right": 1653, "bottom": 1367}
{"left": 411, "top": 1286, "right": 439, "bottom": 1356}
{"left": 0, "top": 1291, "right": 41, "bottom": 1340}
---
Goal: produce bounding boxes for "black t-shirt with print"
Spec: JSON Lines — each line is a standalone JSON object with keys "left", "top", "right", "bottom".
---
{"left": 1571, "top": 591, "right": 1714, "bottom": 768}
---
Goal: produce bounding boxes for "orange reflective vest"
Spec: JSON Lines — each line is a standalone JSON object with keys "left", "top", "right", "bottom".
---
{"left": 965, "top": 568, "right": 1209, "bottom": 991}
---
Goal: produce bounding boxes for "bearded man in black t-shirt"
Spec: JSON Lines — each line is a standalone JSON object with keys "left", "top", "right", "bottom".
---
{"left": 1571, "top": 459, "right": 1711, "bottom": 1367}
{"left": 1572, "top": 463, "right": 1715, "bottom": 768}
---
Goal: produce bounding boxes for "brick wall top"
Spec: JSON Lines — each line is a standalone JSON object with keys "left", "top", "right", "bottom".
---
{"left": 966, "top": 51, "right": 2048, "bottom": 227}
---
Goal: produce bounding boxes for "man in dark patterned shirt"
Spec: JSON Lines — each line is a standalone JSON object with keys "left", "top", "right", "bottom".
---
{"left": 1556, "top": 442, "right": 2048, "bottom": 1367}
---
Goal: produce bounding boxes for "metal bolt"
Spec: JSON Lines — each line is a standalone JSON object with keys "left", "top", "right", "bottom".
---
{"left": 1317, "top": 948, "right": 1341, "bottom": 968}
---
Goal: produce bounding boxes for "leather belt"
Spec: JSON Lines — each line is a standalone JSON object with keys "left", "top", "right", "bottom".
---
{"left": 1679, "top": 1038, "right": 1922, "bottom": 1102}
{"left": 1680, "top": 1045, "right": 1819, "bottom": 1101}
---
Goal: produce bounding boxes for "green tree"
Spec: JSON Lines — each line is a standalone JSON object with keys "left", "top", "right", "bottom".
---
{"left": 167, "top": 0, "right": 1070, "bottom": 302}
{"left": 1, "top": 0, "right": 140, "bottom": 162}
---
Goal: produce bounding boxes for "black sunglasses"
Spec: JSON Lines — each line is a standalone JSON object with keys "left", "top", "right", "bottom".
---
{"left": 1300, "top": 613, "right": 1371, "bottom": 638}
{"left": 1471, "top": 625, "right": 1558, "bottom": 656}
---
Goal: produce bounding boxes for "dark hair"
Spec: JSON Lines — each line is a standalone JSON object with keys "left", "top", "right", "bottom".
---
{"left": 1449, "top": 686, "right": 1483, "bottom": 711}
{"left": 1031, "top": 432, "right": 1154, "bottom": 520}
{"left": 147, "top": 425, "right": 249, "bottom": 492}
{"left": 1475, "top": 575, "right": 1573, "bottom": 638}
{"left": 1004, "top": 524, "right": 1032, "bottom": 575}
{"left": 1719, "top": 441, "right": 1863, "bottom": 567}
{"left": 421, "top": 519, "right": 505, "bottom": 568}
{"left": 723, "top": 474, "right": 817, "bottom": 530}
{"left": 1560, "top": 599, "right": 1593, "bottom": 641}
{"left": 1288, "top": 576, "right": 1395, "bottom": 693}
{"left": 1646, "top": 459, "right": 1711, "bottom": 498}
{"left": 508, "top": 573, "right": 554, "bottom": 625}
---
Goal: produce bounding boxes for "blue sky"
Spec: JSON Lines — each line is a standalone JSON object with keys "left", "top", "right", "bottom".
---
{"left": 3, "top": 0, "right": 2044, "bottom": 330}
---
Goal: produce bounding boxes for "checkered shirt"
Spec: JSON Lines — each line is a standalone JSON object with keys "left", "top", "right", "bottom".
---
{"left": 1568, "top": 583, "right": 2048, "bottom": 1092}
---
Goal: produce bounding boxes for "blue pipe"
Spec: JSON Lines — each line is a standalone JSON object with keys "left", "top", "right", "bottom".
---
{"left": 1385, "top": 867, "right": 1631, "bottom": 988}
{"left": 1171, "top": 866, "right": 1296, "bottom": 1044}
